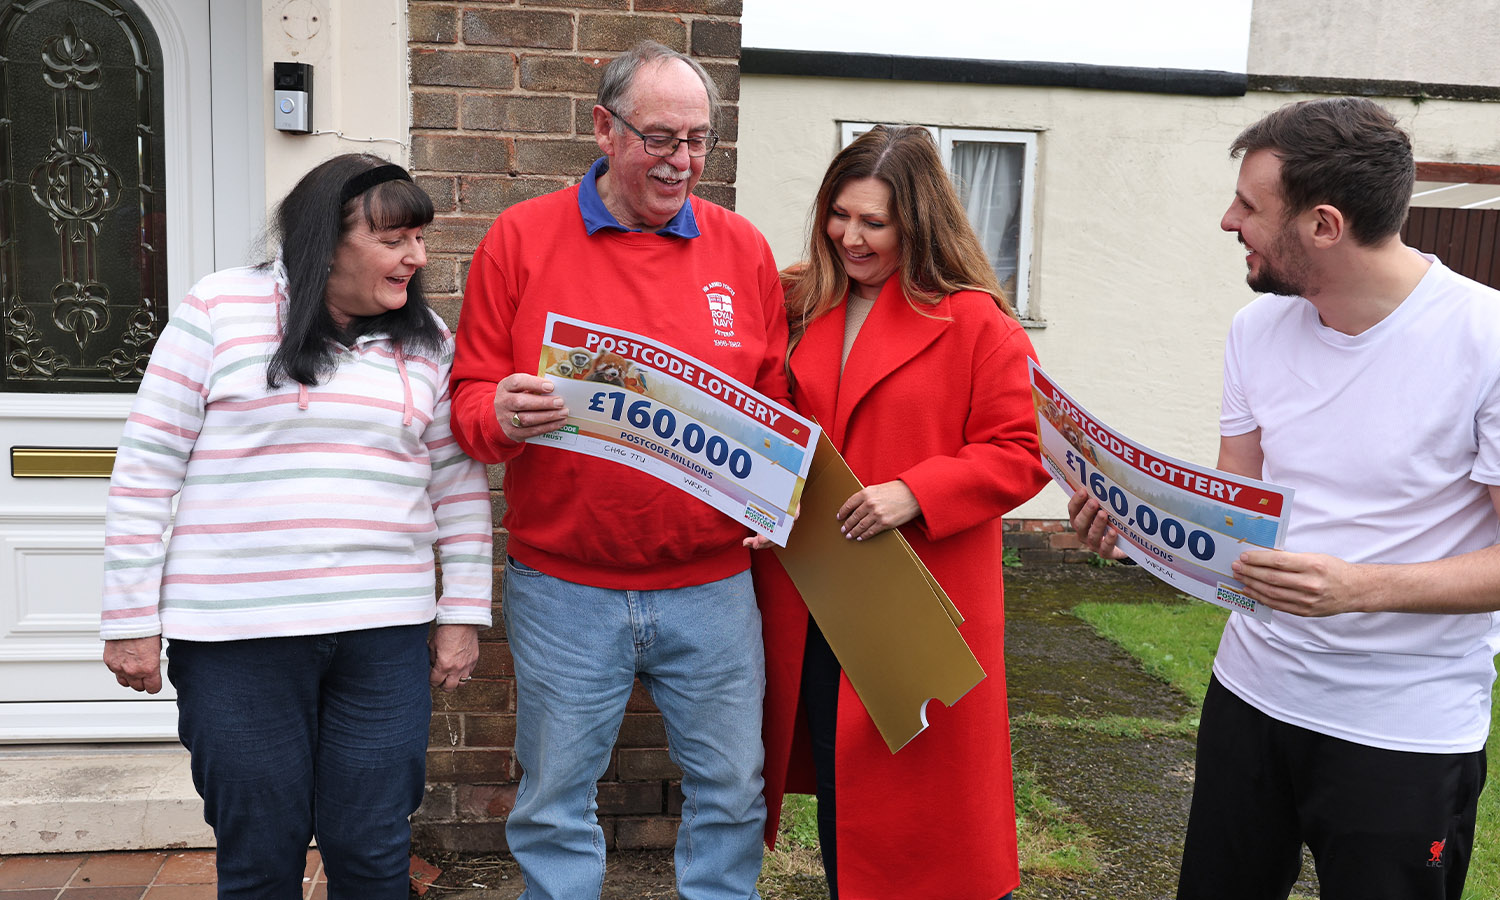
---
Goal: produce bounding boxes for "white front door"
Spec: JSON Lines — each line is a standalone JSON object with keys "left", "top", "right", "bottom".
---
{"left": 0, "top": 0, "right": 261, "bottom": 742}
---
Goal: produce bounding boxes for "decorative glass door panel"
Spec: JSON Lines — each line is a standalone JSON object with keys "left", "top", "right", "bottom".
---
{"left": 2, "top": 0, "right": 167, "bottom": 393}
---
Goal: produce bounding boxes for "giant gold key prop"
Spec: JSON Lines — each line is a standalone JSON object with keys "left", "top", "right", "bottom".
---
{"left": 772, "top": 432, "right": 985, "bottom": 753}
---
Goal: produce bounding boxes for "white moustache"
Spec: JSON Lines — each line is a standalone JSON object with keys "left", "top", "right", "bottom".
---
{"left": 650, "top": 163, "right": 692, "bottom": 182}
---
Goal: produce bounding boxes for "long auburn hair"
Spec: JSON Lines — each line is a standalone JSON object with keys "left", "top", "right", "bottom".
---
{"left": 784, "top": 125, "right": 1015, "bottom": 348}
{"left": 264, "top": 153, "right": 441, "bottom": 388}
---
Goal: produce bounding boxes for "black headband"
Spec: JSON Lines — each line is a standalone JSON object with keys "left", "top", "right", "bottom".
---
{"left": 339, "top": 164, "right": 412, "bottom": 205}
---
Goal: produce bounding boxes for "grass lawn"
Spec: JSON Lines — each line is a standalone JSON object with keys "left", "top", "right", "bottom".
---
{"left": 1013, "top": 766, "right": 1103, "bottom": 879}
{"left": 1075, "top": 598, "right": 1500, "bottom": 900}
{"left": 762, "top": 771, "right": 1102, "bottom": 895}
{"left": 758, "top": 794, "right": 829, "bottom": 900}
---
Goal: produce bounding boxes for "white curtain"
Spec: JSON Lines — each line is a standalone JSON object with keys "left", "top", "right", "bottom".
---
{"left": 949, "top": 141, "right": 1024, "bottom": 299}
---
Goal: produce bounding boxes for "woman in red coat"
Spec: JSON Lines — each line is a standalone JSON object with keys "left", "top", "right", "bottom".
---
{"left": 753, "top": 125, "right": 1050, "bottom": 899}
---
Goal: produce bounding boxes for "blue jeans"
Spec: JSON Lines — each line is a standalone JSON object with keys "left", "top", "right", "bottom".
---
{"left": 167, "top": 624, "right": 432, "bottom": 900}
{"left": 503, "top": 558, "right": 766, "bottom": 900}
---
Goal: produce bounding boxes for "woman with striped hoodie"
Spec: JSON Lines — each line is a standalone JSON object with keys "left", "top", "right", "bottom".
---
{"left": 100, "top": 154, "right": 493, "bottom": 900}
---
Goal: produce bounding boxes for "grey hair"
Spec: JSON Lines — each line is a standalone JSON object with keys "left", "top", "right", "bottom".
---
{"left": 596, "top": 40, "right": 721, "bottom": 130}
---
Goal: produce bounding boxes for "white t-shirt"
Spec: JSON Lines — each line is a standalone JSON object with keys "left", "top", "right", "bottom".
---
{"left": 1215, "top": 255, "right": 1500, "bottom": 753}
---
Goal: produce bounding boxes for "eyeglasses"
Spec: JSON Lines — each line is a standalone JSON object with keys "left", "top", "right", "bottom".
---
{"left": 605, "top": 107, "right": 719, "bottom": 158}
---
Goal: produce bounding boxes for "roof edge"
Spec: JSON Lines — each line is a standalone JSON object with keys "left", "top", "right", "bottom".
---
{"left": 1247, "top": 73, "right": 1500, "bottom": 102}
{"left": 741, "top": 48, "right": 1247, "bottom": 97}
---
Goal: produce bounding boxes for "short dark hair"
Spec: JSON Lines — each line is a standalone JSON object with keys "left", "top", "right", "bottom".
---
{"left": 597, "top": 40, "right": 721, "bottom": 131}
{"left": 265, "top": 153, "right": 441, "bottom": 388}
{"left": 1230, "top": 97, "right": 1414, "bottom": 246}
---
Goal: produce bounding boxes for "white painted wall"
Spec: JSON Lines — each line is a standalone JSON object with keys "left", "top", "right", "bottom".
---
{"left": 259, "top": 0, "right": 411, "bottom": 208}
{"left": 1249, "top": 1, "right": 1500, "bottom": 87}
{"left": 736, "top": 77, "right": 1498, "bottom": 519}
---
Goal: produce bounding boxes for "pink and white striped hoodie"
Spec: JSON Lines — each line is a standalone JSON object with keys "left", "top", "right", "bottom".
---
{"left": 101, "top": 265, "right": 493, "bottom": 641}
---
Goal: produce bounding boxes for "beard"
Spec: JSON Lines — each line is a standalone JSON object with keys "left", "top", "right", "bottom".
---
{"left": 1244, "top": 223, "right": 1312, "bottom": 297}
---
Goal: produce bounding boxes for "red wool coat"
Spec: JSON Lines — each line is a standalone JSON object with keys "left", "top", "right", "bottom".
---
{"left": 753, "top": 277, "right": 1050, "bottom": 899}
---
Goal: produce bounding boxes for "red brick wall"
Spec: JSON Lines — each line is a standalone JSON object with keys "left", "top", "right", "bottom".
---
{"left": 407, "top": 0, "right": 744, "bottom": 854}
{"left": 1004, "top": 518, "right": 1092, "bottom": 564}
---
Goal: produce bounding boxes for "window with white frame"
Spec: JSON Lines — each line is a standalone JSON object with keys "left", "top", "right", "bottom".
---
{"left": 841, "top": 123, "right": 1038, "bottom": 319}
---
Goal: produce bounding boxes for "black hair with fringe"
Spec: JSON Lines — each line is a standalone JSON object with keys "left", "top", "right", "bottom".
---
{"left": 264, "top": 154, "right": 441, "bottom": 388}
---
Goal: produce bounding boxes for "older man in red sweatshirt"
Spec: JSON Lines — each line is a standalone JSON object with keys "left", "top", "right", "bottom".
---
{"left": 449, "top": 40, "right": 790, "bottom": 900}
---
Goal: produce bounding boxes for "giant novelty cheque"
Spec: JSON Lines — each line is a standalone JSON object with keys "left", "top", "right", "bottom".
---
{"left": 530, "top": 313, "right": 819, "bottom": 546}
{"left": 1029, "top": 361, "right": 1293, "bottom": 620}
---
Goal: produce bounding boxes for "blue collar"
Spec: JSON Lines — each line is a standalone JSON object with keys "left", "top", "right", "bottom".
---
{"left": 578, "top": 157, "right": 700, "bottom": 239}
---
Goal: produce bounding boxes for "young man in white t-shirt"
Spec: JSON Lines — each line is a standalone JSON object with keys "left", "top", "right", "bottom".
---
{"left": 1071, "top": 97, "right": 1500, "bottom": 899}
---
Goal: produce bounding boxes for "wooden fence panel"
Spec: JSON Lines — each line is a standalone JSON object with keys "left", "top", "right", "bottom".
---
{"left": 1403, "top": 207, "right": 1500, "bottom": 288}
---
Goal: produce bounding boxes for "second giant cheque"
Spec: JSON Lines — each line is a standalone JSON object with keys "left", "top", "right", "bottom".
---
{"left": 1030, "top": 360, "right": 1294, "bottom": 620}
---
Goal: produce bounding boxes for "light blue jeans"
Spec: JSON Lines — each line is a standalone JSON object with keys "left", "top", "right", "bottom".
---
{"left": 503, "top": 557, "right": 766, "bottom": 900}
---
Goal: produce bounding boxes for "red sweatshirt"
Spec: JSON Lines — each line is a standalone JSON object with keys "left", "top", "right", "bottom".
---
{"left": 450, "top": 188, "right": 792, "bottom": 589}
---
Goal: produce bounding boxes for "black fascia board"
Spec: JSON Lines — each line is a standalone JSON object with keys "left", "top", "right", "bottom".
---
{"left": 741, "top": 47, "right": 1248, "bottom": 98}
